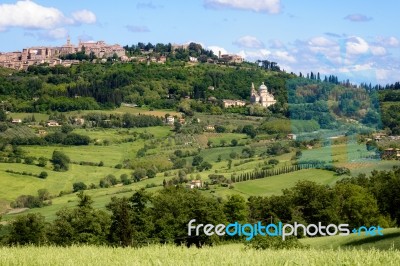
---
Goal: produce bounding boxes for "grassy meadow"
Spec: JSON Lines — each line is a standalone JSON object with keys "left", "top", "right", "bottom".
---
{"left": 1, "top": 243, "right": 399, "bottom": 266}
{"left": 1, "top": 117, "right": 399, "bottom": 219}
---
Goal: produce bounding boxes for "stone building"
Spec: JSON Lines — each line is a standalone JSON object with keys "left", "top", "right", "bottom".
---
{"left": 250, "top": 82, "right": 276, "bottom": 107}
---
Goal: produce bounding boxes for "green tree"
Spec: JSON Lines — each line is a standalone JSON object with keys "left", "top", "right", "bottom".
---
{"left": 73, "top": 182, "right": 87, "bottom": 192}
{"left": 37, "top": 189, "right": 50, "bottom": 201}
{"left": 151, "top": 186, "right": 226, "bottom": 247}
{"left": 334, "top": 183, "right": 388, "bottom": 228}
{"left": 39, "top": 171, "right": 48, "bottom": 179}
{"left": 192, "top": 155, "right": 203, "bottom": 166}
{"left": 197, "top": 161, "right": 212, "bottom": 171}
{"left": 231, "top": 139, "right": 238, "bottom": 146}
{"left": 242, "top": 125, "right": 257, "bottom": 139}
{"left": 147, "top": 169, "right": 156, "bottom": 178}
{"left": 8, "top": 213, "right": 47, "bottom": 245}
{"left": 61, "top": 124, "right": 74, "bottom": 134}
{"left": 49, "top": 192, "right": 111, "bottom": 245}
{"left": 120, "top": 174, "right": 131, "bottom": 185}
{"left": 224, "top": 195, "right": 248, "bottom": 223}
{"left": 51, "top": 150, "right": 70, "bottom": 171}
{"left": 0, "top": 110, "right": 6, "bottom": 122}
{"left": 133, "top": 168, "right": 147, "bottom": 181}
{"left": 106, "top": 196, "right": 134, "bottom": 247}
{"left": 37, "top": 156, "right": 48, "bottom": 167}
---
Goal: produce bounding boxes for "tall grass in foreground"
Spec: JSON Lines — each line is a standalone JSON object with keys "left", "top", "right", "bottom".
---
{"left": 0, "top": 244, "right": 399, "bottom": 266}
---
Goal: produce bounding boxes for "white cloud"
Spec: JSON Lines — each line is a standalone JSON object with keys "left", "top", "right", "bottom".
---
{"left": 386, "top": 37, "right": 400, "bottom": 47}
{"left": 370, "top": 46, "right": 386, "bottom": 56}
{"left": 344, "top": 14, "right": 372, "bottom": 22}
{"left": 0, "top": 1, "right": 96, "bottom": 31}
{"left": 0, "top": 1, "right": 68, "bottom": 30}
{"left": 273, "top": 51, "right": 296, "bottom": 63}
{"left": 346, "top": 36, "right": 369, "bottom": 55}
{"left": 268, "top": 39, "right": 285, "bottom": 49}
{"left": 238, "top": 49, "right": 271, "bottom": 60}
{"left": 376, "top": 36, "right": 400, "bottom": 47}
{"left": 308, "top": 37, "right": 336, "bottom": 47}
{"left": 208, "top": 46, "right": 228, "bottom": 56}
{"left": 204, "top": 0, "right": 281, "bottom": 14}
{"left": 233, "top": 35, "right": 264, "bottom": 49}
{"left": 72, "top": 10, "right": 96, "bottom": 24}
{"left": 38, "top": 27, "right": 68, "bottom": 40}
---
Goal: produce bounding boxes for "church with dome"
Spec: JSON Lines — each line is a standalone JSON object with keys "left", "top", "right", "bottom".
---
{"left": 250, "top": 82, "right": 276, "bottom": 107}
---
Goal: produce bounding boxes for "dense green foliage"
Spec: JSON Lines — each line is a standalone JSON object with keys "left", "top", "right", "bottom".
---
{"left": 1, "top": 167, "right": 399, "bottom": 247}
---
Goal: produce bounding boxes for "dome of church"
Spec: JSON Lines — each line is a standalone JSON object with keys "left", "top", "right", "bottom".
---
{"left": 259, "top": 82, "right": 267, "bottom": 91}
{"left": 258, "top": 82, "right": 267, "bottom": 91}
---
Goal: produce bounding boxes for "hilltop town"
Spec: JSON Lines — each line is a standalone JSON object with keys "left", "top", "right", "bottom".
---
{"left": 0, "top": 38, "right": 244, "bottom": 70}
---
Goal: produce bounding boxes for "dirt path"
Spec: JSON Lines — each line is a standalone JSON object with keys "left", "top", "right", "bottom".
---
{"left": 6, "top": 207, "right": 29, "bottom": 215}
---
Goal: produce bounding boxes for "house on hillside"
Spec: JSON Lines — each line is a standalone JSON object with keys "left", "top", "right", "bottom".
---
{"left": 74, "top": 118, "right": 85, "bottom": 126}
{"left": 186, "top": 180, "right": 202, "bottom": 189}
{"left": 383, "top": 148, "right": 400, "bottom": 159}
{"left": 165, "top": 116, "right": 175, "bottom": 125}
{"left": 222, "top": 99, "right": 246, "bottom": 108}
{"left": 37, "top": 129, "right": 47, "bottom": 136}
{"left": 46, "top": 120, "right": 59, "bottom": 127}
{"left": 11, "top": 118, "right": 22, "bottom": 124}
{"left": 205, "top": 125, "right": 215, "bottom": 132}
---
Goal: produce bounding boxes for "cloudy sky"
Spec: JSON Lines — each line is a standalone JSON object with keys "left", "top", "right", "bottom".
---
{"left": 0, "top": 0, "right": 399, "bottom": 84}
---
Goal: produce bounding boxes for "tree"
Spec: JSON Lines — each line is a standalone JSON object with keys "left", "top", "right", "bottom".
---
{"left": 120, "top": 174, "right": 131, "bottom": 185}
{"left": 24, "top": 156, "right": 35, "bottom": 165}
{"left": 61, "top": 124, "right": 74, "bottom": 134}
{"left": 49, "top": 192, "right": 111, "bottom": 245}
{"left": 0, "top": 110, "right": 6, "bottom": 122}
{"left": 231, "top": 139, "right": 238, "bottom": 146}
{"left": 224, "top": 195, "right": 248, "bottom": 223}
{"left": 73, "top": 182, "right": 87, "bottom": 192}
{"left": 192, "top": 155, "right": 203, "bottom": 166}
{"left": 37, "top": 189, "right": 50, "bottom": 201}
{"left": 37, "top": 156, "right": 48, "bottom": 167}
{"left": 334, "top": 183, "right": 388, "bottom": 228}
{"left": 133, "top": 168, "right": 146, "bottom": 181}
{"left": 39, "top": 171, "right": 48, "bottom": 179}
{"left": 173, "top": 121, "right": 182, "bottom": 132}
{"left": 151, "top": 186, "right": 226, "bottom": 247}
{"left": 242, "top": 125, "right": 257, "bottom": 139}
{"left": 106, "top": 196, "right": 134, "bottom": 247}
{"left": 146, "top": 169, "right": 156, "bottom": 178}
{"left": 51, "top": 150, "right": 70, "bottom": 171}
{"left": 197, "top": 161, "right": 212, "bottom": 171}
{"left": 8, "top": 213, "right": 47, "bottom": 245}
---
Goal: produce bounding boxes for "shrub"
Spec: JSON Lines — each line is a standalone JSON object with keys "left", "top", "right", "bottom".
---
{"left": 73, "top": 182, "right": 87, "bottom": 192}
{"left": 39, "top": 171, "right": 48, "bottom": 179}
{"left": 246, "top": 235, "right": 304, "bottom": 250}
{"left": 268, "top": 159, "right": 279, "bottom": 165}
{"left": 51, "top": 150, "right": 70, "bottom": 172}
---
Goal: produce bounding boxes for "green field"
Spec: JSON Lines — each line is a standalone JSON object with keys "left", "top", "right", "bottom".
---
{"left": 218, "top": 169, "right": 340, "bottom": 198}
{"left": 0, "top": 243, "right": 399, "bottom": 266}
{"left": 302, "top": 228, "right": 400, "bottom": 250}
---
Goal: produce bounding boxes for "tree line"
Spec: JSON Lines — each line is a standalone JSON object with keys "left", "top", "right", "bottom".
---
{"left": 1, "top": 166, "right": 399, "bottom": 247}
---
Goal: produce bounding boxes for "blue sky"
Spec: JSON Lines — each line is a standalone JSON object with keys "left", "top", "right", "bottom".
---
{"left": 0, "top": 0, "right": 399, "bottom": 84}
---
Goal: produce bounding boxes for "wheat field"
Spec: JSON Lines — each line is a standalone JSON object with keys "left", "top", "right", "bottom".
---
{"left": 0, "top": 244, "right": 399, "bottom": 266}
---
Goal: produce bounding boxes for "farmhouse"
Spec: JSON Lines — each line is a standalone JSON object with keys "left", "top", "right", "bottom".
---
{"left": 46, "top": 120, "right": 60, "bottom": 127}
{"left": 222, "top": 99, "right": 246, "bottom": 108}
{"left": 165, "top": 116, "right": 175, "bottom": 125}
{"left": 186, "top": 180, "right": 202, "bottom": 189}
{"left": 383, "top": 148, "right": 400, "bottom": 159}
